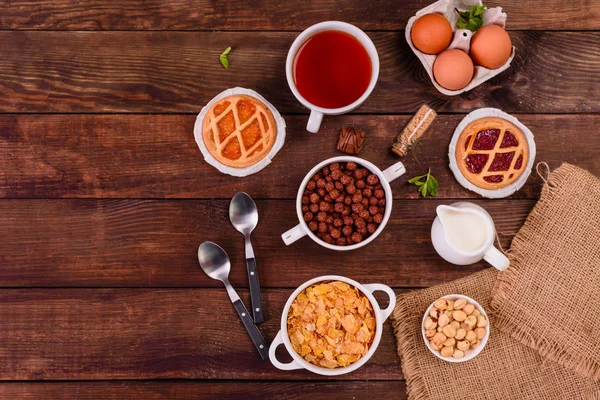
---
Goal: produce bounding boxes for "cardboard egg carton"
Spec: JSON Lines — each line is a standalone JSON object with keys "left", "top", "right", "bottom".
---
{"left": 405, "top": 0, "right": 516, "bottom": 96}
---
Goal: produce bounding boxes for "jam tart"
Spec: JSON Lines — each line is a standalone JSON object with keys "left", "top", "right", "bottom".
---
{"left": 455, "top": 117, "right": 529, "bottom": 190}
{"left": 202, "top": 95, "right": 277, "bottom": 168}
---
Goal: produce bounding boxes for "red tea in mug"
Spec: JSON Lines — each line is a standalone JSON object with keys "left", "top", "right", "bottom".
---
{"left": 293, "top": 30, "right": 372, "bottom": 109}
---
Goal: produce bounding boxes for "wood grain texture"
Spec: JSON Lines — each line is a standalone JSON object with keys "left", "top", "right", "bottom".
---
{"left": 0, "top": 32, "right": 598, "bottom": 113}
{"left": 0, "top": 381, "right": 407, "bottom": 399}
{"left": 0, "top": 0, "right": 596, "bottom": 31}
{"left": 1, "top": 114, "right": 598, "bottom": 199}
{"left": 0, "top": 288, "right": 403, "bottom": 380}
{"left": 0, "top": 198, "right": 532, "bottom": 288}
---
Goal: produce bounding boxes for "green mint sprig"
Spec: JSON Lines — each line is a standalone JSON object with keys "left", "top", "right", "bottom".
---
{"left": 220, "top": 47, "right": 232, "bottom": 69}
{"left": 408, "top": 169, "right": 439, "bottom": 197}
{"left": 456, "top": 5, "right": 486, "bottom": 32}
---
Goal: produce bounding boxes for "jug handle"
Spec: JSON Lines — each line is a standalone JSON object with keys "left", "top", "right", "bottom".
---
{"left": 484, "top": 247, "right": 510, "bottom": 271}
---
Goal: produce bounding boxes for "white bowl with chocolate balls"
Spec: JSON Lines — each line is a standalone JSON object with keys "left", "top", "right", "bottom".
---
{"left": 281, "top": 156, "right": 405, "bottom": 251}
{"left": 422, "top": 294, "right": 490, "bottom": 362}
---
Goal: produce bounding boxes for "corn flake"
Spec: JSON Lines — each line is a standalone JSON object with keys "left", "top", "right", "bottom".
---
{"left": 287, "top": 281, "right": 376, "bottom": 369}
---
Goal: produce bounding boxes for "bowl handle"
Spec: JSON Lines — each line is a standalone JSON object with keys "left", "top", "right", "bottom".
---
{"left": 363, "top": 283, "right": 397, "bottom": 322}
{"left": 269, "top": 330, "right": 304, "bottom": 370}
{"left": 382, "top": 162, "right": 406, "bottom": 183}
{"left": 281, "top": 224, "right": 307, "bottom": 246}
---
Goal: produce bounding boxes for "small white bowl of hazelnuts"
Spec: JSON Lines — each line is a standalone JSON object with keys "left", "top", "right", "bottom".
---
{"left": 422, "top": 294, "right": 490, "bottom": 362}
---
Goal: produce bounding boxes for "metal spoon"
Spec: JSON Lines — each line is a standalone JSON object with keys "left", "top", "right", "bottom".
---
{"left": 229, "top": 192, "right": 265, "bottom": 324}
{"left": 198, "top": 241, "right": 269, "bottom": 360}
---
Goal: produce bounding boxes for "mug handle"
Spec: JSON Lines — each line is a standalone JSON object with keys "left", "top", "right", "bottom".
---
{"left": 382, "top": 162, "right": 406, "bottom": 183}
{"left": 269, "top": 330, "right": 304, "bottom": 370}
{"left": 306, "top": 110, "right": 324, "bottom": 133}
{"left": 484, "top": 247, "right": 510, "bottom": 271}
{"left": 363, "top": 283, "right": 397, "bottom": 322}
{"left": 281, "top": 224, "right": 307, "bottom": 246}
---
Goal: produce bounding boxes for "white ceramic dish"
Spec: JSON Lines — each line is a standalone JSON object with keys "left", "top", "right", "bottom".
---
{"left": 281, "top": 156, "right": 405, "bottom": 250}
{"left": 269, "top": 275, "right": 396, "bottom": 375}
{"left": 422, "top": 294, "right": 490, "bottom": 362}
{"left": 448, "top": 107, "right": 536, "bottom": 198}
{"left": 286, "top": 21, "right": 380, "bottom": 133}
{"left": 405, "top": 0, "right": 515, "bottom": 96}
{"left": 193, "top": 87, "right": 286, "bottom": 177}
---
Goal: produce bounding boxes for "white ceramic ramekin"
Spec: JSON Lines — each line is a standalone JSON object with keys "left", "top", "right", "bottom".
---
{"left": 281, "top": 156, "right": 405, "bottom": 251}
{"left": 269, "top": 275, "right": 396, "bottom": 375}
{"left": 422, "top": 294, "right": 490, "bottom": 363}
{"left": 286, "top": 21, "right": 380, "bottom": 133}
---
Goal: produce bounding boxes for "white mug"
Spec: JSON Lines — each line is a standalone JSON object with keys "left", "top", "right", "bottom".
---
{"left": 430, "top": 202, "right": 509, "bottom": 270}
{"left": 286, "top": 21, "right": 380, "bottom": 133}
{"left": 282, "top": 156, "right": 405, "bottom": 251}
{"left": 269, "top": 275, "right": 396, "bottom": 375}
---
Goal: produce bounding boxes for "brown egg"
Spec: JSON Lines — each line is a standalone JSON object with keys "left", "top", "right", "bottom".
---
{"left": 470, "top": 24, "right": 512, "bottom": 69}
{"left": 433, "top": 49, "right": 474, "bottom": 90}
{"left": 411, "top": 13, "right": 453, "bottom": 55}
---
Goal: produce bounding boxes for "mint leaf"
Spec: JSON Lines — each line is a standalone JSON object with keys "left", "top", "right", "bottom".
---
{"left": 455, "top": 5, "right": 486, "bottom": 32}
{"left": 408, "top": 174, "right": 427, "bottom": 184}
{"left": 220, "top": 46, "right": 232, "bottom": 69}
{"left": 408, "top": 169, "right": 439, "bottom": 197}
{"left": 427, "top": 175, "right": 439, "bottom": 196}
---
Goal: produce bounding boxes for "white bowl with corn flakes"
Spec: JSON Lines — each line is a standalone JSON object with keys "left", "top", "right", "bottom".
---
{"left": 422, "top": 294, "right": 490, "bottom": 362}
{"left": 269, "top": 275, "right": 396, "bottom": 375}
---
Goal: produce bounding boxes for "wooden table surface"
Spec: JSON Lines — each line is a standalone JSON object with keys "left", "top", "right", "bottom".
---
{"left": 0, "top": 0, "right": 599, "bottom": 398}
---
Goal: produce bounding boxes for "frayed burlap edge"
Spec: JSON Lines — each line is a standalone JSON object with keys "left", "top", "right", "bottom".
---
{"left": 491, "top": 163, "right": 600, "bottom": 382}
{"left": 392, "top": 292, "right": 428, "bottom": 400}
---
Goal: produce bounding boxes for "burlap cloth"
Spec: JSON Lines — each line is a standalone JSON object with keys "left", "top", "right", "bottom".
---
{"left": 491, "top": 163, "right": 600, "bottom": 381}
{"left": 391, "top": 164, "right": 600, "bottom": 399}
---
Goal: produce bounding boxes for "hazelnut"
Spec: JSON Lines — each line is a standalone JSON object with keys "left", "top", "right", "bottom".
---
{"left": 433, "top": 299, "right": 448, "bottom": 311}
{"left": 453, "top": 310, "right": 467, "bottom": 322}
{"left": 443, "top": 337, "right": 456, "bottom": 347}
{"left": 432, "top": 332, "right": 447, "bottom": 345}
{"left": 440, "top": 346, "right": 454, "bottom": 357}
{"left": 452, "top": 349, "right": 465, "bottom": 359}
{"left": 442, "top": 325, "right": 456, "bottom": 338}
{"left": 465, "top": 315, "right": 477, "bottom": 330}
{"left": 463, "top": 303, "right": 475, "bottom": 315}
{"left": 453, "top": 298, "right": 467, "bottom": 310}
{"left": 475, "top": 327, "right": 486, "bottom": 340}
{"left": 465, "top": 330, "right": 477, "bottom": 343}
{"left": 477, "top": 315, "right": 488, "bottom": 328}
{"left": 424, "top": 317, "right": 437, "bottom": 330}
{"left": 438, "top": 313, "right": 450, "bottom": 328}
{"left": 456, "top": 340, "right": 470, "bottom": 351}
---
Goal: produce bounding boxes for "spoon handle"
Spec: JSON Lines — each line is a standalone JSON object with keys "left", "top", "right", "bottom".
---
{"left": 232, "top": 299, "right": 269, "bottom": 360}
{"left": 246, "top": 257, "right": 265, "bottom": 324}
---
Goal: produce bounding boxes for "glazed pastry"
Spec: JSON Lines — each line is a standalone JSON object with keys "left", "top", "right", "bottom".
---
{"left": 202, "top": 95, "right": 277, "bottom": 168}
{"left": 455, "top": 117, "right": 528, "bottom": 189}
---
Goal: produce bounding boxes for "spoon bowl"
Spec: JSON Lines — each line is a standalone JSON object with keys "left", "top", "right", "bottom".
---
{"left": 198, "top": 241, "right": 231, "bottom": 282}
{"left": 229, "top": 192, "right": 259, "bottom": 235}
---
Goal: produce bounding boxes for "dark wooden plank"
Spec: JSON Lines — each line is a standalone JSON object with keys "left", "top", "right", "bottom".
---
{"left": 1, "top": 114, "right": 597, "bottom": 199}
{"left": 0, "top": 288, "right": 403, "bottom": 380}
{"left": 0, "top": 0, "right": 596, "bottom": 31}
{"left": 0, "top": 381, "right": 407, "bottom": 399}
{"left": 0, "top": 198, "right": 531, "bottom": 288}
{"left": 0, "top": 32, "right": 598, "bottom": 113}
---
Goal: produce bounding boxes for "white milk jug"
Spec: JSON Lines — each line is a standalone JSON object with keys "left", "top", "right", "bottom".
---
{"left": 431, "top": 202, "right": 509, "bottom": 271}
